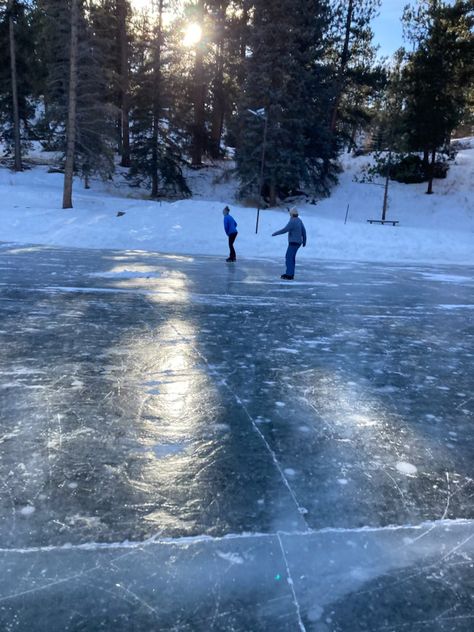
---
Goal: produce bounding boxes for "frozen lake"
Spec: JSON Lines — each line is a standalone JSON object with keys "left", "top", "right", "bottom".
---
{"left": 0, "top": 243, "right": 473, "bottom": 630}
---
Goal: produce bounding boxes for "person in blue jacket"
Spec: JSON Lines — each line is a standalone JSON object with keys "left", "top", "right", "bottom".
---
{"left": 223, "top": 206, "right": 238, "bottom": 262}
{"left": 272, "top": 207, "right": 307, "bottom": 279}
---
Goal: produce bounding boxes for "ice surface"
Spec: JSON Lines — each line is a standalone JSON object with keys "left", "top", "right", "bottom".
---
{"left": 0, "top": 244, "right": 473, "bottom": 630}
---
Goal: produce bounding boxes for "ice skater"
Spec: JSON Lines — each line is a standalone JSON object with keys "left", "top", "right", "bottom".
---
{"left": 272, "top": 207, "right": 306, "bottom": 279}
{"left": 223, "top": 206, "right": 238, "bottom": 262}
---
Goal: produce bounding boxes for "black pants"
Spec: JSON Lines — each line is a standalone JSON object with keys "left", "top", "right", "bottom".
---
{"left": 228, "top": 232, "right": 237, "bottom": 260}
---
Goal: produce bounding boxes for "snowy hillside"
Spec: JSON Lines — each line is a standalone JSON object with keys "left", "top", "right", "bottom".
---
{"left": 0, "top": 143, "right": 473, "bottom": 265}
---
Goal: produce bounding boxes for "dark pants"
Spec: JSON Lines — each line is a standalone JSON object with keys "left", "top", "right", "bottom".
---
{"left": 285, "top": 242, "right": 301, "bottom": 276}
{"left": 228, "top": 232, "right": 237, "bottom": 260}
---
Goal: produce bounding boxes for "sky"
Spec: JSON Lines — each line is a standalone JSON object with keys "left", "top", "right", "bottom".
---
{"left": 372, "top": 0, "right": 406, "bottom": 58}
{"left": 131, "top": 0, "right": 423, "bottom": 61}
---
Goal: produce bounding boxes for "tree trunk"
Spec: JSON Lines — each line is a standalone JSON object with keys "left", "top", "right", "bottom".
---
{"left": 191, "top": 48, "right": 206, "bottom": 166}
{"left": 191, "top": 0, "right": 206, "bottom": 167}
{"left": 151, "top": 0, "right": 164, "bottom": 197}
{"left": 210, "top": 41, "right": 224, "bottom": 159}
{"left": 240, "top": 3, "right": 248, "bottom": 59}
{"left": 330, "top": 0, "right": 353, "bottom": 133}
{"left": 426, "top": 148, "right": 436, "bottom": 194}
{"left": 381, "top": 149, "right": 391, "bottom": 220}
{"left": 117, "top": 0, "right": 130, "bottom": 167}
{"left": 63, "top": 0, "right": 79, "bottom": 209}
{"left": 422, "top": 148, "right": 430, "bottom": 170}
{"left": 269, "top": 181, "right": 277, "bottom": 207}
{"left": 8, "top": 1, "right": 22, "bottom": 172}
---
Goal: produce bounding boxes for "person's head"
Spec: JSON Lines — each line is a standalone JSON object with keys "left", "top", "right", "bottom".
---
{"left": 223, "top": 206, "right": 230, "bottom": 215}
{"left": 289, "top": 207, "right": 299, "bottom": 217}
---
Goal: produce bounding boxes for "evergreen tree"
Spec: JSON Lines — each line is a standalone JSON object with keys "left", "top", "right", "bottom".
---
{"left": 36, "top": 0, "right": 116, "bottom": 206}
{"left": 236, "top": 0, "right": 336, "bottom": 205}
{"left": 327, "top": 0, "right": 383, "bottom": 148}
{"left": 128, "top": 3, "right": 190, "bottom": 197}
{"left": 76, "top": 0, "right": 116, "bottom": 186}
{"left": 63, "top": 0, "right": 79, "bottom": 208}
{"left": 401, "top": 0, "right": 474, "bottom": 193}
{"left": 206, "top": 0, "right": 249, "bottom": 158}
{"left": 0, "top": 0, "right": 36, "bottom": 169}
{"left": 117, "top": 0, "right": 131, "bottom": 166}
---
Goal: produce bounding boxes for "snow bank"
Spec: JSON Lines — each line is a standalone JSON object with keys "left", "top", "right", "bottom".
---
{"left": 0, "top": 146, "right": 473, "bottom": 265}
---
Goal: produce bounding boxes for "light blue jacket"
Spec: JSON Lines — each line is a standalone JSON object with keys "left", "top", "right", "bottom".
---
{"left": 272, "top": 217, "right": 307, "bottom": 246}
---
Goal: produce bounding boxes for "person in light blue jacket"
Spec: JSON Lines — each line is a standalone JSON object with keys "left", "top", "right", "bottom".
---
{"left": 223, "top": 206, "right": 238, "bottom": 262}
{"left": 272, "top": 207, "right": 307, "bottom": 279}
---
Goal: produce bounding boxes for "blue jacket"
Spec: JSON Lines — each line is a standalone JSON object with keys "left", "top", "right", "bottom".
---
{"left": 224, "top": 214, "right": 238, "bottom": 236}
{"left": 272, "top": 217, "right": 306, "bottom": 246}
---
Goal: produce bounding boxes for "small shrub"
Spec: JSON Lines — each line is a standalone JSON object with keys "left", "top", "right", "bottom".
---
{"left": 358, "top": 152, "right": 451, "bottom": 184}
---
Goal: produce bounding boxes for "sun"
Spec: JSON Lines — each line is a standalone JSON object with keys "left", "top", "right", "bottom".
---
{"left": 182, "top": 23, "right": 202, "bottom": 47}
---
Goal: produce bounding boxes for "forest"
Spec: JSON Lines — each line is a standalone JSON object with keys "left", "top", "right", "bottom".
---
{"left": 0, "top": 0, "right": 473, "bottom": 208}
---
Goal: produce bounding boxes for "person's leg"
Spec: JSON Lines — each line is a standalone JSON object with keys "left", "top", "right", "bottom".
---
{"left": 229, "top": 233, "right": 237, "bottom": 261}
{"left": 285, "top": 243, "right": 300, "bottom": 277}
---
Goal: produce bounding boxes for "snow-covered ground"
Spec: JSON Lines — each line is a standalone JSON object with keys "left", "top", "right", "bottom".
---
{"left": 1, "top": 142, "right": 473, "bottom": 264}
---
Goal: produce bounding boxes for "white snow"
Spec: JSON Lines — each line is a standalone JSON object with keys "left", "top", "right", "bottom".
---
{"left": 396, "top": 462, "right": 418, "bottom": 476}
{"left": 19, "top": 505, "right": 36, "bottom": 516}
{"left": 0, "top": 144, "right": 473, "bottom": 265}
{"left": 216, "top": 550, "right": 245, "bottom": 564}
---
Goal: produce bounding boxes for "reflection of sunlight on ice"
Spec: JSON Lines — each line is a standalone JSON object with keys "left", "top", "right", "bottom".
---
{"left": 118, "top": 314, "right": 222, "bottom": 533}
{"left": 153, "top": 319, "right": 196, "bottom": 419}
{"left": 122, "top": 270, "right": 190, "bottom": 303}
{"left": 303, "top": 372, "right": 420, "bottom": 464}
{"left": 93, "top": 261, "right": 192, "bottom": 303}
{"left": 351, "top": 414, "right": 379, "bottom": 428}
{"left": 6, "top": 246, "right": 48, "bottom": 255}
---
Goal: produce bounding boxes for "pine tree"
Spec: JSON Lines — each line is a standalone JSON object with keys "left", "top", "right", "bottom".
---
{"left": 206, "top": 0, "right": 248, "bottom": 159}
{"left": 327, "top": 0, "right": 382, "bottom": 147}
{"left": 0, "top": 0, "right": 36, "bottom": 169}
{"left": 236, "top": 0, "right": 336, "bottom": 205}
{"left": 401, "top": 0, "right": 474, "bottom": 193}
{"left": 117, "top": 0, "right": 131, "bottom": 166}
{"left": 35, "top": 0, "right": 116, "bottom": 206}
{"left": 128, "top": 3, "right": 190, "bottom": 197}
{"left": 76, "top": 0, "right": 116, "bottom": 187}
{"left": 62, "top": 0, "right": 79, "bottom": 208}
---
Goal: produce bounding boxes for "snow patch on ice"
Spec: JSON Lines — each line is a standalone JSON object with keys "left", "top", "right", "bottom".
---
{"left": 216, "top": 550, "right": 244, "bottom": 564}
{"left": 396, "top": 461, "right": 418, "bottom": 476}
{"left": 19, "top": 505, "right": 35, "bottom": 516}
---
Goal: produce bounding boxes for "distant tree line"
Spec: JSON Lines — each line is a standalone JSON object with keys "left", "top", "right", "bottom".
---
{"left": 0, "top": 0, "right": 472, "bottom": 206}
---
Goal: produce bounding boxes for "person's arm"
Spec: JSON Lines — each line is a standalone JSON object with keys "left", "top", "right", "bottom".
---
{"left": 272, "top": 221, "right": 291, "bottom": 237}
{"left": 302, "top": 222, "right": 307, "bottom": 247}
{"left": 223, "top": 216, "right": 230, "bottom": 235}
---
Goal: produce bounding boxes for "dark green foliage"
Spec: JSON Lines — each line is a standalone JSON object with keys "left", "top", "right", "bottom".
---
{"left": 327, "top": 0, "right": 384, "bottom": 147}
{"left": 0, "top": 1, "right": 37, "bottom": 155}
{"left": 34, "top": 0, "right": 115, "bottom": 183}
{"left": 236, "top": 0, "right": 338, "bottom": 203}
{"left": 400, "top": 0, "right": 474, "bottom": 192}
{"left": 361, "top": 151, "right": 451, "bottom": 184}
{"left": 128, "top": 10, "right": 190, "bottom": 198}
